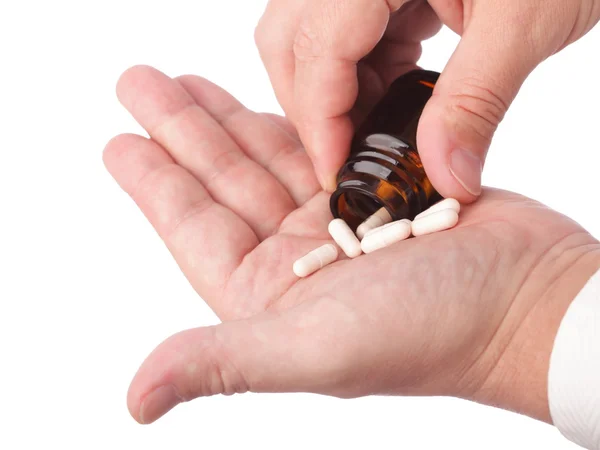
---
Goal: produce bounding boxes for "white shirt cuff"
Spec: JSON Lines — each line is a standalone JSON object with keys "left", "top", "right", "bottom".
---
{"left": 548, "top": 268, "right": 600, "bottom": 449}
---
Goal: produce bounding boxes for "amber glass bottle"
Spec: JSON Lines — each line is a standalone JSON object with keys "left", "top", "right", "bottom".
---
{"left": 330, "top": 69, "right": 443, "bottom": 231}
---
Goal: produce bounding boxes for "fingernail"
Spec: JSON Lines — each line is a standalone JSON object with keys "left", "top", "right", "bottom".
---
{"left": 449, "top": 149, "right": 483, "bottom": 196}
{"left": 139, "top": 385, "right": 182, "bottom": 424}
{"left": 318, "top": 171, "right": 337, "bottom": 193}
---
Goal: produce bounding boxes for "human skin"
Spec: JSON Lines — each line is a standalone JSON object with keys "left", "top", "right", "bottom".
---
{"left": 254, "top": 0, "right": 600, "bottom": 199}
{"left": 103, "top": 65, "right": 600, "bottom": 426}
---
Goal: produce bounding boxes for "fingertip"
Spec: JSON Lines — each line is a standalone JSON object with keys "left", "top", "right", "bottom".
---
{"left": 299, "top": 116, "right": 353, "bottom": 193}
{"left": 417, "top": 98, "right": 483, "bottom": 204}
{"left": 116, "top": 65, "right": 186, "bottom": 120}
{"left": 125, "top": 330, "right": 191, "bottom": 425}
{"left": 124, "top": 327, "right": 231, "bottom": 424}
{"left": 127, "top": 382, "right": 182, "bottom": 425}
{"left": 102, "top": 133, "right": 139, "bottom": 165}
{"left": 449, "top": 148, "right": 483, "bottom": 197}
{"left": 137, "top": 385, "right": 182, "bottom": 425}
{"left": 127, "top": 355, "right": 158, "bottom": 424}
{"left": 126, "top": 383, "right": 144, "bottom": 424}
{"left": 319, "top": 172, "right": 338, "bottom": 194}
{"left": 116, "top": 65, "right": 156, "bottom": 101}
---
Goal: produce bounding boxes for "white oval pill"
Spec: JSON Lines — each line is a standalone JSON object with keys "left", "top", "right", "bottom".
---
{"left": 361, "top": 220, "right": 411, "bottom": 254}
{"left": 293, "top": 244, "right": 339, "bottom": 278}
{"left": 414, "top": 198, "right": 460, "bottom": 221}
{"left": 328, "top": 219, "right": 362, "bottom": 258}
{"left": 411, "top": 209, "right": 459, "bottom": 237}
{"left": 356, "top": 207, "right": 393, "bottom": 239}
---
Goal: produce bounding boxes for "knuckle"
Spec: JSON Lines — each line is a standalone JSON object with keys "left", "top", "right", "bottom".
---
{"left": 254, "top": 0, "right": 281, "bottom": 53}
{"left": 131, "top": 164, "right": 179, "bottom": 204}
{"left": 253, "top": 22, "right": 268, "bottom": 51}
{"left": 178, "top": 328, "right": 250, "bottom": 399}
{"left": 211, "top": 332, "right": 251, "bottom": 396}
{"left": 447, "top": 77, "right": 509, "bottom": 141}
{"left": 293, "top": 23, "right": 326, "bottom": 62}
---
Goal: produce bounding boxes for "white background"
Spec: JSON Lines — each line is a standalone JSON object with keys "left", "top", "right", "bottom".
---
{"left": 1, "top": 1, "right": 599, "bottom": 449}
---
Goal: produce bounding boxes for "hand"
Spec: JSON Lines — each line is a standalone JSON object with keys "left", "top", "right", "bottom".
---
{"left": 254, "top": 0, "right": 600, "bottom": 199}
{"left": 104, "top": 65, "right": 600, "bottom": 425}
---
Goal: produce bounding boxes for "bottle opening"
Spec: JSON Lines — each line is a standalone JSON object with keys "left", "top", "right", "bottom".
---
{"left": 330, "top": 187, "right": 391, "bottom": 231}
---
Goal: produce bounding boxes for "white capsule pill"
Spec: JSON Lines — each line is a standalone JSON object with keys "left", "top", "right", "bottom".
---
{"left": 364, "top": 218, "right": 412, "bottom": 238}
{"left": 356, "top": 207, "right": 393, "bottom": 239}
{"left": 328, "top": 219, "right": 362, "bottom": 258}
{"left": 293, "top": 244, "right": 339, "bottom": 278}
{"left": 411, "top": 209, "right": 459, "bottom": 237}
{"left": 414, "top": 198, "right": 460, "bottom": 221}
{"left": 361, "top": 220, "right": 412, "bottom": 254}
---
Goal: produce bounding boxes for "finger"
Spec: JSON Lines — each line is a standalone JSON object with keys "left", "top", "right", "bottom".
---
{"left": 254, "top": 0, "right": 306, "bottom": 116}
{"left": 292, "top": 0, "right": 408, "bottom": 191}
{"left": 127, "top": 297, "right": 366, "bottom": 424}
{"left": 260, "top": 113, "right": 301, "bottom": 142}
{"left": 176, "top": 75, "right": 320, "bottom": 206}
{"left": 116, "top": 65, "right": 296, "bottom": 240}
{"left": 103, "top": 133, "right": 258, "bottom": 316}
{"left": 417, "top": 8, "right": 549, "bottom": 202}
{"left": 366, "top": 0, "right": 441, "bottom": 86}
{"left": 352, "top": 0, "right": 441, "bottom": 125}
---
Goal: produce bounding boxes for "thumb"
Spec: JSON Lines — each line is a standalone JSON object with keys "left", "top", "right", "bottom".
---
{"left": 417, "top": 16, "right": 543, "bottom": 202}
{"left": 127, "top": 302, "right": 359, "bottom": 424}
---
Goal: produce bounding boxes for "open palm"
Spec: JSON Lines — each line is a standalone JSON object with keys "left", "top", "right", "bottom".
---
{"left": 104, "top": 66, "right": 594, "bottom": 425}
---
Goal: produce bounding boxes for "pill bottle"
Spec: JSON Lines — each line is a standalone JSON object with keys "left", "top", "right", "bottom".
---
{"left": 329, "top": 69, "right": 443, "bottom": 231}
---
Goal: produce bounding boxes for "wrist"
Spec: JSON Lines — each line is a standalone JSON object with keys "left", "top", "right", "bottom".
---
{"left": 470, "top": 232, "right": 600, "bottom": 423}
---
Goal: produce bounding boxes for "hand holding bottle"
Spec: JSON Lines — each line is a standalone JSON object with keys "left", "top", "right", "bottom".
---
{"left": 104, "top": 66, "right": 600, "bottom": 425}
{"left": 254, "top": 0, "right": 600, "bottom": 200}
